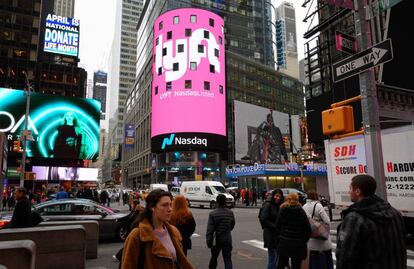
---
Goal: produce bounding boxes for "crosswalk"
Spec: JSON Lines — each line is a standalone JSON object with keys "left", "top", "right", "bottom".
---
{"left": 241, "top": 231, "right": 414, "bottom": 269}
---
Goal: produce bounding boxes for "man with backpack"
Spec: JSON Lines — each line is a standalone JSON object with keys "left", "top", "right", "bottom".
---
{"left": 259, "top": 189, "right": 285, "bottom": 269}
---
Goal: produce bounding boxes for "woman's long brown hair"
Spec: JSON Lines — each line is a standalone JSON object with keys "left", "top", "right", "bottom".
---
{"left": 170, "top": 195, "right": 193, "bottom": 226}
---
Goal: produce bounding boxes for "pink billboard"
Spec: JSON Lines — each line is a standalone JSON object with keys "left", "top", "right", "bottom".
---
{"left": 151, "top": 8, "right": 226, "bottom": 143}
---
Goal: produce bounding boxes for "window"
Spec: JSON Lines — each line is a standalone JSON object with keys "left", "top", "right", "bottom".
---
{"left": 185, "top": 80, "right": 192, "bottom": 89}
{"left": 167, "top": 31, "right": 172, "bottom": 40}
{"left": 218, "top": 36, "right": 223, "bottom": 45}
{"left": 204, "top": 30, "right": 209, "bottom": 39}
{"left": 177, "top": 44, "right": 184, "bottom": 53}
{"left": 173, "top": 16, "right": 179, "bottom": 24}
{"left": 206, "top": 186, "right": 213, "bottom": 195}
{"left": 210, "top": 64, "right": 215, "bottom": 73}
{"left": 214, "top": 49, "right": 219, "bottom": 57}
{"left": 190, "top": 15, "right": 196, "bottom": 23}
{"left": 185, "top": 28, "right": 192, "bottom": 37}
{"left": 159, "top": 21, "right": 163, "bottom": 30}
{"left": 39, "top": 203, "right": 72, "bottom": 216}
{"left": 166, "top": 82, "right": 172, "bottom": 91}
{"left": 162, "top": 47, "right": 167, "bottom": 56}
{"left": 190, "top": 62, "right": 197, "bottom": 70}
{"left": 155, "top": 86, "right": 158, "bottom": 95}
{"left": 219, "top": 85, "right": 223, "bottom": 94}
{"left": 158, "top": 67, "right": 162, "bottom": 75}
{"left": 204, "top": 81, "right": 210, "bottom": 90}
{"left": 198, "top": 45, "right": 204, "bottom": 53}
{"left": 209, "top": 18, "right": 214, "bottom": 27}
{"left": 156, "top": 37, "right": 159, "bottom": 45}
{"left": 173, "top": 63, "right": 179, "bottom": 71}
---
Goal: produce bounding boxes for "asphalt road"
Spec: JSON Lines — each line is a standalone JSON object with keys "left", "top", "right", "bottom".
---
{"left": 86, "top": 206, "right": 414, "bottom": 269}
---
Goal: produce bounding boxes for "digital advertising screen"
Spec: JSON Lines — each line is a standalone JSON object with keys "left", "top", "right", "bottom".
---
{"left": 44, "top": 14, "right": 80, "bottom": 57}
{"left": 32, "top": 166, "right": 98, "bottom": 181}
{"left": 151, "top": 8, "right": 227, "bottom": 153}
{"left": 234, "top": 100, "right": 301, "bottom": 164}
{"left": 0, "top": 88, "right": 100, "bottom": 160}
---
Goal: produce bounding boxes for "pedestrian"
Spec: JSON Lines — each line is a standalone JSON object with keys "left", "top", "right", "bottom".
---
{"left": 276, "top": 193, "right": 311, "bottom": 269}
{"left": 302, "top": 191, "right": 333, "bottom": 269}
{"left": 56, "top": 187, "right": 68, "bottom": 200}
{"left": 170, "top": 195, "right": 196, "bottom": 256}
{"left": 2, "top": 192, "right": 7, "bottom": 210}
{"left": 260, "top": 189, "right": 284, "bottom": 269}
{"left": 244, "top": 188, "right": 250, "bottom": 206}
{"left": 335, "top": 174, "right": 406, "bottom": 269}
{"left": 206, "top": 194, "right": 235, "bottom": 269}
{"left": 7, "top": 188, "right": 33, "bottom": 228}
{"left": 121, "top": 189, "right": 195, "bottom": 269}
{"left": 252, "top": 188, "right": 257, "bottom": 206}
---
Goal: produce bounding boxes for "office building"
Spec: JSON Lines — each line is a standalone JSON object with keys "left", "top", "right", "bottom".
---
{"left": 123, "top": 0, "right": 304, "bottom": 187}
{"left": 54, "top": 0, "right": 75, "bottom": 17}
{"left": 93, "top": 71, "right": 107, "bottom": 120}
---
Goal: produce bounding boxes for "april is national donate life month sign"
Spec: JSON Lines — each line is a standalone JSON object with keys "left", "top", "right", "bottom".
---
{"left": 44, "top": 14, "right": 80, "bottom": 57}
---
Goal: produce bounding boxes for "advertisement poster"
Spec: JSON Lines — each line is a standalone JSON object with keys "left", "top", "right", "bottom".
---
{"left": 32, "top": 166, "right": 98, "bottom": 181}
{"left": 0, "top": 88, "right": 100, "bottom": 160}
{"left": 124, "top": 124, "right": 135, "bottom": 149}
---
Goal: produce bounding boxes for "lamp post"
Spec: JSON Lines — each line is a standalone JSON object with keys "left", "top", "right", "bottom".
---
{"left": 20, "top": 71, "right": 32, "bottom": 187}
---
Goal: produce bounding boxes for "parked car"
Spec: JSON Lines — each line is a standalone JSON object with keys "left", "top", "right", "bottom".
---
{"left": 0, "top": 198, "right": 129, "bottom": 240}
{"left": 266, "top": 188, "right": 307, "bottom": 204}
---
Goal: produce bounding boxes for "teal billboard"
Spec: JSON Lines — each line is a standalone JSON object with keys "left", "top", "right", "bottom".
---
{"left": 0, "top": 88, "right": 100, "bottom": 160}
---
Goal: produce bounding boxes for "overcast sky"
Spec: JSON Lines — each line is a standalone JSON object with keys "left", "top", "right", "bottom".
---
{"left": 75, "top": 1, "right": 309, "bottom": 77}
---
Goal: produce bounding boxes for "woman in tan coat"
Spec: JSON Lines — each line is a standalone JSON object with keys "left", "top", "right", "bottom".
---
{"left": 121, "top": 189, "right": 195, "bottom": 269}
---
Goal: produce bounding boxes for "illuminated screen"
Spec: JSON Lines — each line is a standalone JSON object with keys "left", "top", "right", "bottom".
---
{"left": 32, "top": 166, "right": 98, "bottom": 181}
{"left": 0, "top": 88, "right": 100, "bottom": 160}
{"left": 151, "top": 8, "right": 226, "bottom": 152}
{"left": 44, "top": 14, "right": 80, "bottom": 57}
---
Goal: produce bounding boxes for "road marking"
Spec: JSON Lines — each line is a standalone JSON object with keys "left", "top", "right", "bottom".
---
{"left": 241, "top": 240, "right": 266, "bottom": 251}
{"left": 191, "top": 233, "right": 200, "bottom": 238}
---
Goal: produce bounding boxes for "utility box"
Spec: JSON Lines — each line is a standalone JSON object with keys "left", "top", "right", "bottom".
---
{"left": 322, "top": 106, "right": 354, "bottom": 135}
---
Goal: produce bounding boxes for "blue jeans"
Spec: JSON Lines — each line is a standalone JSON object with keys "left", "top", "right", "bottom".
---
{"left": 267, "top": 248, "right": 279, "bottom": 269}
{"left": 209, "top": 244, "right": 232, "bottom": 269}
{"left": 309, "top": 250, "right": 334, "bottom": 269}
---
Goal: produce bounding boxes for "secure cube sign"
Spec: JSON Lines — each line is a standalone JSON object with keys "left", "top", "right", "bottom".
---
{"left": 151, "top": 8, "right": 227, "bottom": 153}
{"left": 44, "top": 14, "right": 80, "bottom": 57}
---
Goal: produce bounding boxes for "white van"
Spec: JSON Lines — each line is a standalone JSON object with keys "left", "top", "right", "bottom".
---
{"left": 149, "top": 183, "right": 169, "bottom": 192}
{"left": 181, "top": 181, "right": 235, "bottom": 209}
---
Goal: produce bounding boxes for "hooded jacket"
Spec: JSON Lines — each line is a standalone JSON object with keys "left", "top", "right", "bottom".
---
{"left": 121, "top": 218, "right": 195, "bottom": 269}
{"left": 336, "top": 195, "right": 407, "bottom": 269}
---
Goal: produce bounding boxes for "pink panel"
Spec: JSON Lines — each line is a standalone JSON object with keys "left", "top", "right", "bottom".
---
{"left": 151, "top": 8, "right": 226, "bottom": 137}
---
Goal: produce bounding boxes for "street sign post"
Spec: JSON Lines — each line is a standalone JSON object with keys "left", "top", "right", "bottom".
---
{"left": 332, "top": 39, "right": 393, "bottom": 82}
{"left": 335, "top": 31, "right": 357, "bottom": 55}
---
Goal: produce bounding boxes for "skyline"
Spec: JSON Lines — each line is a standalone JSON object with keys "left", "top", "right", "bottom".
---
{"left": 75, "top": 0, "right": 309, "bottom": 78}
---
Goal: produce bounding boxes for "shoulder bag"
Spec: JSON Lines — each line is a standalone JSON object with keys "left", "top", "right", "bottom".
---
{"left": 309, "top": 203, "right": 329, "bottom": 240}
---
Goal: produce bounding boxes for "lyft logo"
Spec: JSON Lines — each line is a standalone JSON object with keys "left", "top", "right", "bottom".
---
{"left": 155, "top": 28, "right": 221, "bottom": 81}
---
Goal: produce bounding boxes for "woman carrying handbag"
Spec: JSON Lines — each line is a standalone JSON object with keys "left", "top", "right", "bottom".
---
{"left": 302, "top": 191, "right": 334, "bottom": 269}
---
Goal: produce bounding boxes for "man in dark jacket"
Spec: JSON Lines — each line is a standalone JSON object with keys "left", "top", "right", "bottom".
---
{"left": 336, "top": 174, "right": 407, "bottom": 269}
{"left": 8, "top": 188, "right": 32, "bottom": 228}
{"left": 206, "top": 194, "right": 235, "bottom": 269}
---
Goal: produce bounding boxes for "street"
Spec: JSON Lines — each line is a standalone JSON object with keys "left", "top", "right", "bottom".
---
{"left": 86, "top": 206, "right": 414, "bottom": 269}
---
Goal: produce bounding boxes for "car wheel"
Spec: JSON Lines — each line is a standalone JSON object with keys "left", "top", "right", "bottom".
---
{"left": 116, "top": 224, "right": 130, "bottom": 242}
{"left": 210, "top": 201, "right": 217, "bottom": 209}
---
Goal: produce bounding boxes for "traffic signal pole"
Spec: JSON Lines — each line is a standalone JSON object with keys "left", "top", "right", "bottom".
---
{"left": 20, "top": 72, "right": 32, "bottom": 187}
{"left": 355, "top": 0, "right": 387, "bottom": 200}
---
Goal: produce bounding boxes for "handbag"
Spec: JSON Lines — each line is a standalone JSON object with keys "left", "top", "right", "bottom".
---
{"left": 309, "top": 203, "right": 329, "bottom": 240}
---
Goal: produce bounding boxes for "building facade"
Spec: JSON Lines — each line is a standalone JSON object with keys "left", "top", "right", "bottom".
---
{"left": 93, "top": 70, "right": 107, "bottom": 120}
{"left": 275, "top": 1, "right": 299, "bottom": 78}
{"left": 54, "top": 0, "right": 74, "bottom": 17}
{"left": 123, "top": 0, "right": 304, "bottom": 188}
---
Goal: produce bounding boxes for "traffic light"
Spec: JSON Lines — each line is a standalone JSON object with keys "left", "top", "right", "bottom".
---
{"left": 322, "top": 106, "right": 354, "bottom": 136}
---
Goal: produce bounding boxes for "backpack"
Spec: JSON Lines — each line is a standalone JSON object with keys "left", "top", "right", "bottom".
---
{"left": 258, "top": 201, "right": 270, "bottom": 229}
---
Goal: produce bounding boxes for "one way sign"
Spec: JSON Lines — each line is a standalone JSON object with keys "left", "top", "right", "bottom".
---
{"left": 332, "top": 39, "right": 393, "bottom": 82}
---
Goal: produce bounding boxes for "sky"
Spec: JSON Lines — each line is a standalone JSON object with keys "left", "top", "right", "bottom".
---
{"left": 75, "top": 0, "right": 309, "bottom": 79}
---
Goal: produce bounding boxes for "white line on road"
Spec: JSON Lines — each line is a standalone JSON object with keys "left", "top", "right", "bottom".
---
{"left": 191, "top": 233, "right": 200, "bottom": 237}
{"left": 241, "top": 240, "right": 266, "bottom": 251}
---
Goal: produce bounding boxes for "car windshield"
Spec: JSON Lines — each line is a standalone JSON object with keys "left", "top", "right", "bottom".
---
{"left": 211, "top": 186, "right": 226, "bottom": 193}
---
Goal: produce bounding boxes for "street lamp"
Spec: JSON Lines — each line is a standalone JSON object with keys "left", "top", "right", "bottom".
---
{"left": 19, "top": 71, "right": 33, "bottom": 187}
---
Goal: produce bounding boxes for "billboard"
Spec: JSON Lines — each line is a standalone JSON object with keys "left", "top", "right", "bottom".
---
{"left": 151, "top": 8, "right": 226, "bottom": 153}
{"left": 0, "top": 88, "right": 100, "bottom": 160}
{"left": 124, "top": 124, "right": 135, "bottom": 149}
{"left": 32, "top": 166, "right": 98, "bottom": 181}
{"left": 44, "top": 14, "right": 80, "bottom": 57}
{"left": 234, "top": 100, "right": 301, "bottom": 164}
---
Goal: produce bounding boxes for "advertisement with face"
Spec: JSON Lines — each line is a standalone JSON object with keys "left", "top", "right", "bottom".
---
{"left": 234, "top": 101, "right": 300, "bottom": 164}
{"left": 32, "top": 166, "right": 98, "bottom": 181}
{"left": 151, "top": 8, "right": 226, "bottom": 153}
{"left": 0, "top": 88, "right": 100, "bottom": 160}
